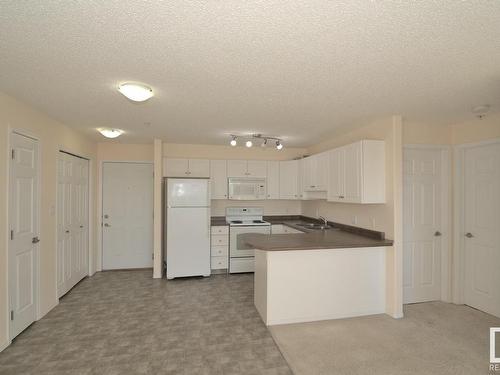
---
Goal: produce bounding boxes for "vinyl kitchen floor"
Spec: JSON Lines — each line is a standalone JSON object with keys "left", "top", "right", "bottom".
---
{"left": 0, "top": 270, "right": 292, "bottom": 375}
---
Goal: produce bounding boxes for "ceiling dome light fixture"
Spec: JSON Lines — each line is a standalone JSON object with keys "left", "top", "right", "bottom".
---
{"left": 98, "top": 128, "right": 124, "bottom": 139}
{"left": 245, "top": 140, "right": 253, "bottom": 148}
{"left": 472, "top": 104, "right": 490, "bottom": 119}
{"left": 230, "top": 135, "right": 237, "bottom": 146}
{"left": 118, "top": 82, "right": 154, "bottom": 102}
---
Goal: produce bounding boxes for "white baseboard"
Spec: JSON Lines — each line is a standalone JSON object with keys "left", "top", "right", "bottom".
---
{"left": 0, "top": 339, "right": 11, "bottom": 353}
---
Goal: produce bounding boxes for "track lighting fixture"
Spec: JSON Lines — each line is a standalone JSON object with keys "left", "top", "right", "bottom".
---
{"left": 228, "top": 134, "right": 284, "bottom": 150}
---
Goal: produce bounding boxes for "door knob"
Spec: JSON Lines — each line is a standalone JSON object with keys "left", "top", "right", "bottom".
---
{"left": 465, "top": 232, "right": 474, "bottom": 238}
{"left": 104, "top": 223, "right": 111, "bottom": 227}
{"left": 32, "top": 236, "right": 40, "bottom": 244}
{"left": 434, "top": 231, "right": 442, "bottom": 237}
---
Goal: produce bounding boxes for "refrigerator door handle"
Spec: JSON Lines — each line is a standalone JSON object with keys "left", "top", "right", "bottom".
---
{"left": 207, "top": 209, "right": 211, "bottom": 238}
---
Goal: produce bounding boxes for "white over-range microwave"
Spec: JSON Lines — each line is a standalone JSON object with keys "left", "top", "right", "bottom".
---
{"left": 228, "top": 177, "right": 267, "bottom": 200}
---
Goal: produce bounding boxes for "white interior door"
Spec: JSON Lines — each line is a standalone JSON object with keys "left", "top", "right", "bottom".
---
{"left": 9, "top": 132, "right": 39, "bottom": 339}
{"left": 57, "top": 152, "right": 89, "bottom": 298}
{"left": 102, "top": 162, "right": 153, "bottom": 270}
{"left": 403, "top": 148, "right": 443, "bottom": 304}
{"left": 464, "top": 142, "right": 500, "bottom": 317}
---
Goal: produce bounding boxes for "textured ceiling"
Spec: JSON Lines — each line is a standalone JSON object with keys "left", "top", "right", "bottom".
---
{"left": 0, "top": 1, "right": 499, "bottom": 146}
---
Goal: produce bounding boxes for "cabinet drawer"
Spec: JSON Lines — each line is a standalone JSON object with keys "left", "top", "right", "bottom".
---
{"left": 211, "top": 245, "right": 228, "bottom": 257}
{"left": 211, "top": 225, "right": 229, "bottom": 235}
{"left": 211, "top": 256, "right": 228, "bottom": 270}
{"left": 211, "top": 235, "right": 228, "bottom": 246}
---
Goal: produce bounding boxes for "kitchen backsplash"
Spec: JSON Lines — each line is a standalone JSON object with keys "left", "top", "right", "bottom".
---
{"left": 211, "top": 199, "right": 302, "bottom": 216}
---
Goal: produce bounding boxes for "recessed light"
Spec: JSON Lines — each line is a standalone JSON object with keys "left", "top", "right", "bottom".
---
{"left": 118, "top": 82, "right": 153, "bottom": 102}
{"left": 245, "top": 140, "right": 253, "bottom": 148}
{"left": 98, "top": 128, "right": 124, "bottom": 138}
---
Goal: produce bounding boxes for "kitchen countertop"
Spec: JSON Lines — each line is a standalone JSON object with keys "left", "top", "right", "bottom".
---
{"left": 241, "top": 219, "right": 393, "bottom": 251}
{"left": 211, "top": 215, "right": 392, "bottom": 250}
{"left": 210, "top": 216, "right": 228, "bottom": 226}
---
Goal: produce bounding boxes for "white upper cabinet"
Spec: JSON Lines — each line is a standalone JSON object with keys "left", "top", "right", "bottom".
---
{"left": 315, "top": 151, "right": 329, "bottom": 191}
{"left": 210, "top": 160, "right": 228, "bottom": 199}
{"left": 328, "top": 148, "right": 344, "bottom": 200}
{"left": 266, "top": 161, "right": 280, "bottom": 199}
{"left": 188, "top": 159, "right": 210, "bottom": 177}
{"left": 164, "top": 158, "right": 188, "bottom": 177}
{"left": 227, "top": 160, "right": 247, "bottom": 177}
{"left": 279, "top": 160, "right": 299, "bottom": 200}
{"left": 163, "top": 158, "right": 210, "bottom": 178}
{"left": 247, "top": 160, "right": 267, "bottom": 177}
{"left": 301, "top": 152, "right": 329, "bottom": 192}
{"left": 227, "top": 160, "right": 267, "bottom": 177}
{"left": 327, "top": 140, "right": 385, "bottom": 204}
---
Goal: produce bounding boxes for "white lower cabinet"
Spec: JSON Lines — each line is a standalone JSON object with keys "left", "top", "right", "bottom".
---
{"left": 211, "top": 256, "right": 228, "bottom": 270}
{"left": 211, "top": 226, "right": 229, "bottom": 271}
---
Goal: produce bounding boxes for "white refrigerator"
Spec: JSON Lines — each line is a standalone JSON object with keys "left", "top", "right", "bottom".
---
{"left": 165, "top": 178, "right": 211, "bottom": 279}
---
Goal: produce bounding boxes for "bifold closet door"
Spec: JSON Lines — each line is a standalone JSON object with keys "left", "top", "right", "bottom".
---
{"left": 57, "top": 152, "right": 89, "bottom": 298}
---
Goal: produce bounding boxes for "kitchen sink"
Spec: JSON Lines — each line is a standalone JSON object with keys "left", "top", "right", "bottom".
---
{"left": 297, "top": 223, "right": 334, "bottom": 230}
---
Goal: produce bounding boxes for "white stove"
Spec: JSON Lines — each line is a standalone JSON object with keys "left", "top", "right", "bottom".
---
{"left": 226, "top": 207, "right": 271, "bottom": 227}
{"left": 225, "top": 207, "right": 271, "bottom": 273}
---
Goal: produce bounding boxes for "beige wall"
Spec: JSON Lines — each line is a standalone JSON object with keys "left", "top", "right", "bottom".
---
{"left": 305, "top": 116, "right": 404, "bottom": 318}
{"left": 403, "top": 122, "right": 451, "bottom": 145}
{"left": 163, "top": 143, "right": 306, "bottom": 160}
{"left": 451, "top": 113, "right": 500, "bottom": 145}
{"left": 0, "top": 92, "right": 97, "bottom": 349}
{"left": 97, "top": 142, "right": 153, "bottom": 161}
{"left": 403, "top": 114, "right": 500, "bottom": 146}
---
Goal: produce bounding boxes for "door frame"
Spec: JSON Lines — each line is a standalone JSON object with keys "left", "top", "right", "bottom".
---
{"left": 55, "top": 150, "right": 92, "bottom": 298}
{"left": 403, "top": 144, "right": 451, "bottom": 303}
{"left": 7, "top": 127, "right": 41, "bottom": 342}
{"left": 98, "top": 160, "right": 154, "bottom": 272}
{"left": 452, "top": 137, "right": 500, "bottom": 305}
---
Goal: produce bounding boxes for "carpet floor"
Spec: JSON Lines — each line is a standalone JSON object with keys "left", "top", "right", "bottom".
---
{"left": 270, "top": 301, "right": 500, "bottom": 375}
{"left": 0, "top": 270, "right": 292, "bottom": 375}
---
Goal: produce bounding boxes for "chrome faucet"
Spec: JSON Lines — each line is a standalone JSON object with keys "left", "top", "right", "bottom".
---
{"left": 318, "top": 216, "right": 328, "bottom": 226}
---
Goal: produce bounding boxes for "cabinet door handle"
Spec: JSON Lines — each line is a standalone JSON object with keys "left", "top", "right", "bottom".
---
{"left": 434, "top": 231, "right": 442, "bottom": 237}
{"left": 32, "top": 236, "right": 40, "bottom": 244}
{"left": 104, "top": 223, "right": 111, "bottom": 227}
{"left": 65, "top": 230, "right": 70, "bottom": 233}
{"left": 339, "top": 195, "right": 344, "bottom": 199}
{"left": 465, "top": 232, "right": 474, "bottom": 238}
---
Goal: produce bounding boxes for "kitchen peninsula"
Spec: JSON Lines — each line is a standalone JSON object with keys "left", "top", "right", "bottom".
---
{"left": 242, "top": 221, "right": 393, "bottom": 326}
